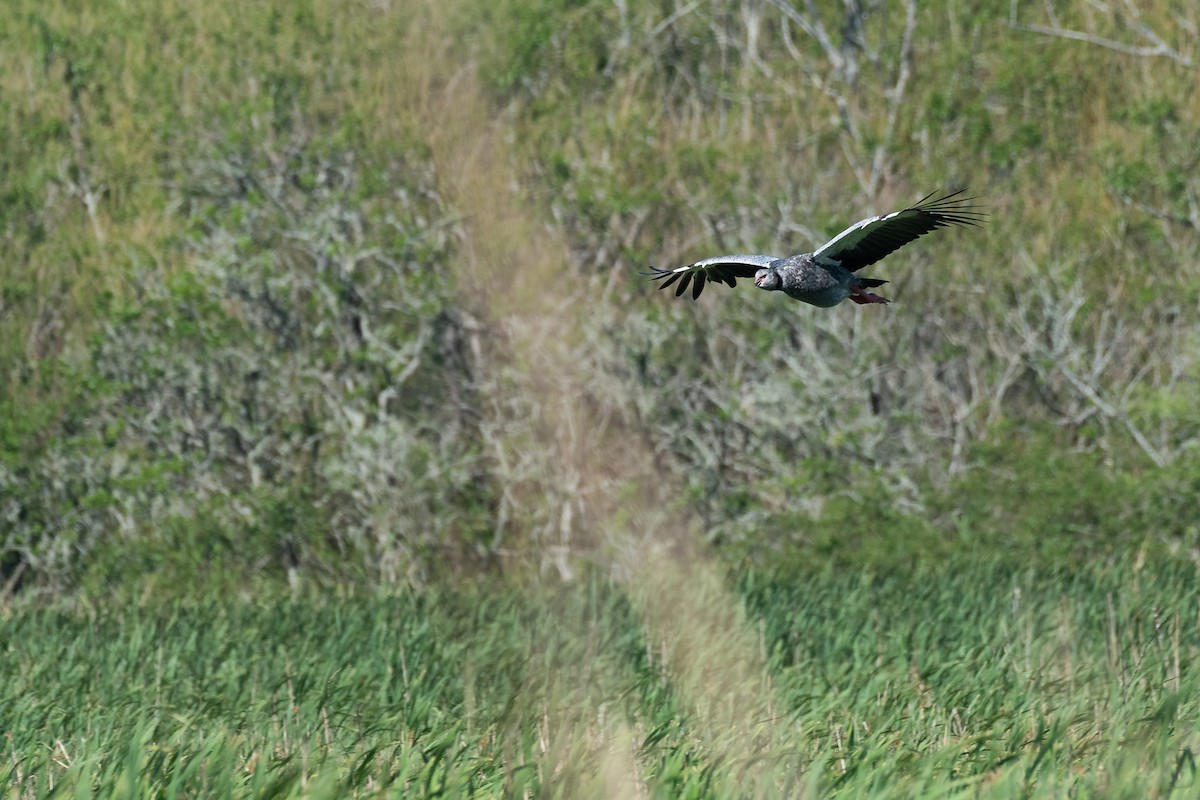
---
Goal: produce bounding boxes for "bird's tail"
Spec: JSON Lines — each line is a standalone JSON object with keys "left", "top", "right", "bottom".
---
{"left": 859, "top": 278, "right": 888, "bottom": 288}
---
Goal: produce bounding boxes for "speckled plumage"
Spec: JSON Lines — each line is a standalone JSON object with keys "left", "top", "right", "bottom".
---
{"left": 754, "top": 253, "right": 855, "bottom": 307}
{"left": 645, "top": 190, "right": 984, "bottom": 308}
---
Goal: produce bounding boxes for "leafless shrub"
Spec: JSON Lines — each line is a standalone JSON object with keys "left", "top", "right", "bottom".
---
{"left": 575, "top": 231, "right": 1200, "bottom": 545}
{"left": 3, "top": 132, "right": 494, "bottom": 588}
{"left": 994, "top": 252, "right": 1199, "bottom": 465}
{"left": 769, "top": 0, "right": 919, "bottom": 195}
{"left": 512, "top": 1, "right": 1200, "bottom": 549}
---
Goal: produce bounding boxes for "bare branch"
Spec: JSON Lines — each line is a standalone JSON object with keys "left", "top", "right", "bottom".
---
{"left": 768, "top": 0, "right": 845, "bottom": 78}
{"left": 650, "top": 0, "right": 705, "bottom": 38}
{"left": 867, "top": 0, "right": 918, "bottom": 194}
{"left": 1057, "top": 362, "right": 1168, "bottom": 466}
{"left": 1009, "top": 0, "right": 1195, "bottom": 67}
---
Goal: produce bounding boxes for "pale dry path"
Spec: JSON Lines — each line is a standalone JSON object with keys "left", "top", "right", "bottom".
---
{"left": 386, "top": 1, "right": 801, "bottom": 793}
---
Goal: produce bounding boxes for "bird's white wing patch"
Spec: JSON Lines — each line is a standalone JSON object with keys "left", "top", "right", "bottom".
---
{"left": 645, "top": 254, "right": 780, "bottom": 299}
{"left": 688, "top": 254, "right": 780, "bottom": 272}
{"left": 809, "top": 190, "right": 984, "bottom": 273}
{"left": 812, "top": 209, "right": 912, "bottom": 267}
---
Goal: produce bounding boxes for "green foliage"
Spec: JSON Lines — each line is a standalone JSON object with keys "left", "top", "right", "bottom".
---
{"left": 4, "top": 559, "right": 1199, "bottom": 796}
{"left": 480, "top": 0, "right": 1200, "bottom": 566}
{"left": 2, "top": 0, "right": 1199, "bottom": 592}
{"left": 481, "top": 0, "right": 603, "bottom": 99}
{"left": 3, "top": 0, "right": 1198, "bottom": 792}
{"left": 3, "top": 132, "right": 495, "bottom": 590}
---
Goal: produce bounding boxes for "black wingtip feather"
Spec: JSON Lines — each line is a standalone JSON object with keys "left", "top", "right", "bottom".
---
{"left": 913, "top": 188, "right": 988, "bottom": 228}
{"left": 643, "top": 260, "right": 760, "bottom": 301}
{"left": 675, "top": 272, "right": 692, "bottom": 297}
{"left": 644, "top": 265, "right": 683, "bottom": 290}
{"left": 820, "top": 189, "right": 987, "bottom": 273}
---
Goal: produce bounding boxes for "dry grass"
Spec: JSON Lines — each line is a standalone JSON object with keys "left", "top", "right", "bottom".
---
{"left": 375, "top": 0, "right": 804, "bottom": 791}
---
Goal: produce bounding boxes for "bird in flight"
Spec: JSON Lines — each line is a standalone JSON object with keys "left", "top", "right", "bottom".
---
{"left": 646, "top": 189, "right": 984, "bottom": 307}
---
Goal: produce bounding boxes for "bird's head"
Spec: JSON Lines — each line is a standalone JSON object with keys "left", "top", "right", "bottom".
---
{"left": 754, "top": 268, "right": 781, "bottom": 291}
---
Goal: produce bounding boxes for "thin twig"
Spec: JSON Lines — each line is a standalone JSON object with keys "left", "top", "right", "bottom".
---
{"left": 1009, "top": 0, "right": 1195, "bottom": 66}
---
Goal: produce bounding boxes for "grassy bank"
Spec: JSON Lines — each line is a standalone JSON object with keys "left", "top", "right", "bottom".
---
{"left": 4, "top": 557, "right": 1198, "bottom": 797}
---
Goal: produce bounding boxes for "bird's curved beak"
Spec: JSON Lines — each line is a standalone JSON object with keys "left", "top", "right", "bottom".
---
{"left": 754, "top": 274, "right": 764, "bottom": 287}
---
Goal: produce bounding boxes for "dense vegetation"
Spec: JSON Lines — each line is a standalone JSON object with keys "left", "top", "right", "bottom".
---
{"left": 3, "top": 0, "right": 1198, "bottom": 589}
{"left": 2, "top": 0, "right": 1198, "bottom": 795}
{"left": 4, "top": 560, "right": 1198, "bottom": 797}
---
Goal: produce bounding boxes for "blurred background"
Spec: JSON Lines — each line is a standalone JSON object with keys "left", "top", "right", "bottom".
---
{"left": 3, "top": 0, "right": 1196, "bottom": 595}
{"left": 2, "top": 1, "right": 1199, "bottom": 793}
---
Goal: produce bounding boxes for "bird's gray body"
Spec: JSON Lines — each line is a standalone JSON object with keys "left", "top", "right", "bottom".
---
{"left": 763, "top": 254, "right": 856, "bottom": 307}
{"left": 645, "top": 189, "right": 984, "bottom": 308}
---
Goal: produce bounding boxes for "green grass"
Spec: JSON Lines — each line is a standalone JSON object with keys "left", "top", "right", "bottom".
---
{"left": 5, "top": 556, "right": 1198, "bottom": 797}
{"left": 2, "top": 1, "right": 1199, "bottom": 795}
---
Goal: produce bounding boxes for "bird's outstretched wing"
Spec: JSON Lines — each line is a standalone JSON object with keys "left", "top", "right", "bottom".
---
{"left": 644, "top": 254, "right": 778, "bottom": 300}
{"left": 813, "top": 189, "right": 985, "bottom": 273}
